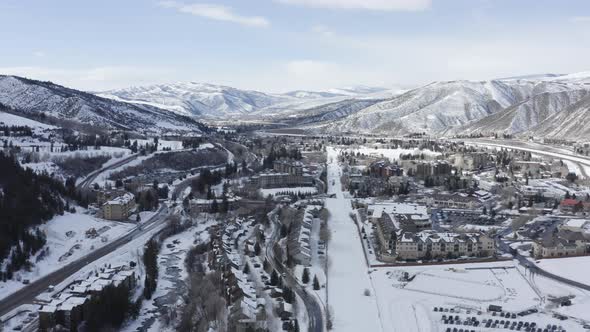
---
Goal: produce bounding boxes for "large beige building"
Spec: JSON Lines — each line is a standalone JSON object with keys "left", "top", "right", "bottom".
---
{"left": 102, "top": 193, "right": 135, "bottom": 221}
{"left": 390, "top": 230, "right": 495, "bottom": 260}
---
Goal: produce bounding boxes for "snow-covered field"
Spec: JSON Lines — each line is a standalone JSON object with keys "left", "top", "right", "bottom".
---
{"left": 132, "top": 139, "right": 185, "bottom": 151}
{"left": 563, "top": 160, "right": 586, "bottom": 179}
{"left": 326, "top": 147, "right": 382, "bottom": 332}
{"left": 370, "top": 261, "right": 589, "bottom": 331}
{"left": 260, "top": 187, "right": 318, "bottom": 197}
{"left": 0, "top": 211, "right": 135, "bottom": 300}
{"left": 341, "top": 146, "right": 440, "bottom": 162}
{"left": 537, "top": 256, "right": 590, "bottom": 286}
{"left": 0, "top": 111, "right": 56, "bottom": 130}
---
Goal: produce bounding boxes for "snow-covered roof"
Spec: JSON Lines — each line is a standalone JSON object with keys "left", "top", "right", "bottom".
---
{"left": 368, "top": 202, "right": 428, "bottom": 220}
{"left": 564, "top": 219, "right": 590, "bottom": 228}
{"left": 399, "top": 230, "right": 484, "bottom": 244}
{"left": 104, "top": 192, "right": 135, "bottom": 206}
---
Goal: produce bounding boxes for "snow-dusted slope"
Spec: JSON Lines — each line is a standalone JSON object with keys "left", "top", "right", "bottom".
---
{"left": 306, "top": 80, "right": 536, "bottom": 135}
{"left": 100, "top": 82, "right": 291, "bottom": 118}
{"left": 0, "top": 75, "right": 205, "bottom": 134}
{"left": 458, "top": 82, "right": 590, "bottom": 135}
{"left": 528, "top": 94, "right": 590, "bottom": 140}
{"left": 278, "top": 99, "right": 382, "bottom": 125}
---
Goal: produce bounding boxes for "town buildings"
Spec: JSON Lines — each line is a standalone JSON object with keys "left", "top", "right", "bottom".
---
{"left": 287, "top": 205, "right": 321, "bottom": 266}
{"left": 560, "top": 198, "right": 585, "bottom": 214}
{"left": 428, "top": 193, "right": 481, "bottom": 210}
{"left": 453, "top": 152, "right": 489, "bottom": 171}
{"left": 38, "top": 265, "right": 136, "bottom": 331}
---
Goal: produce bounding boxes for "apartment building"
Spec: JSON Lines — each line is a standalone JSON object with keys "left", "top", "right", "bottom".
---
{"left": 454, "top": 152, "right": 489, "bottom": 171}
{"left": 428, "top": 193, "right": 481, "bottom": 210}
{"left": 273, "top": 159, "right": 304, "bottom": 176}
{"left": 38, "top": 265, "right": 136, "bottom": 331}
{"left": 415, "top": 161, "right": 453, "bottom": 179}
{"left": 102, "top": 193, "right": 135, "bottom": 221}
{"left": 390, "top": 230, "right": 495, "bottom": 260}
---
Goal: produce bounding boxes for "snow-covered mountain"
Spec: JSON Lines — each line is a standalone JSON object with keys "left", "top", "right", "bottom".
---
{"left": 304, "top": 80, "right": 535, "bottom": 135}
{"left": 528, "top": 93, "right": 590, "bottom": 140}
{"left": 5, "top": 71, "right": 590, "bottom": 139}
{"left": 457, "top": 83, "right": 590, "bottom": 135}
{"left": 100, "top": 82, "right": 291, "bottom": 118}
{"left": 284, "top": 90, "right": 345, "bottom": 99}
{"left": 0, "top": 75, "right": 206, "bottom": 134}
{"left": 100, "top": 82, "right": 397, "bottom": 119}
{"left": 298, "top": 73, "right": 590, "bottom": 139}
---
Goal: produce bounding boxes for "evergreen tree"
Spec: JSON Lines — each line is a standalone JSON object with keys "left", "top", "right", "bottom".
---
{"left": 302, "top": 267, "right": 310, "bottom": 284}
{"left": 270, "top": 270, "right": 279, "bottom": 286}
{"left": 313, "top": 275, "right": 320, "bottom": 290}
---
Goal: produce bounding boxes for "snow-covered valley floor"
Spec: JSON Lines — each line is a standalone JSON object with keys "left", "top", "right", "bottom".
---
{"left": 326, "top": 145, "right": 590, "bottom": 332}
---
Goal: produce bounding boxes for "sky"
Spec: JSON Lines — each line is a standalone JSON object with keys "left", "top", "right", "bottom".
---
{"left": 0, "top": 0, "right": 589, "bottom": 93}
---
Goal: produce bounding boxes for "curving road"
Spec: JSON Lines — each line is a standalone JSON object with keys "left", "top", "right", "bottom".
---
{"left": 496, "top": 234, "right": 590, "bottom": 292}
{"left": 265, "top": 213, "right": 325, "bottom": 332}
{"left": 0, "top": 205, "right": 170, "bottom": 317}
{"left": 77, "top": 153, "right": 139, "bottom": 190}
{"left": 464, "top": 139, "right": 590, "bottom": 178}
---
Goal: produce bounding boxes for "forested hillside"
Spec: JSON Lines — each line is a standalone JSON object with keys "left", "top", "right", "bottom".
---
{"left": 0, "top": 152, "right": 72, "bottom": 279}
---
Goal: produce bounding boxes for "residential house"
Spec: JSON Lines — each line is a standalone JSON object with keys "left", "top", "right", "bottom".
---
{"left": 533, "top": 229, "right": 588, "bottom": 258}
{"left": 560, "top": 199, "right": 584, "bottom": 214}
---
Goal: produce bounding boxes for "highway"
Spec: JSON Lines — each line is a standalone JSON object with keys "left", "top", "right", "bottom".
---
{"left": 265, "top": 212, "right": 325, "bottom": 332}
{"left": 77, "top": 153, "right": 140, "bottom": 190}
{"left": 464, "top": 139, "right": 590, "bottom": 178}
{"left": 0, "top": 204, "right": 170, "bottom": 317}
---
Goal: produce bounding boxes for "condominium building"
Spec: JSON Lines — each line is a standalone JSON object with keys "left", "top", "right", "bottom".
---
{"left": 390, "top": 230, "right": 495, "bottom": 260}
{"left": 102, "top": 193, "right": 135, "bottom": 221}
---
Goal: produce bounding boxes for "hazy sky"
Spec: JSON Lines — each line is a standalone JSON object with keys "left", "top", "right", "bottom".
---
{"left": 1, "top": 0, "right": 589, "bottom": 92}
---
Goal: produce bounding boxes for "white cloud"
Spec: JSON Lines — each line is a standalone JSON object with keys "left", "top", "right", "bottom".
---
{"left": 276, "top": 0, "right": 431, "bottom": 11}
{"left": 279, "top": 60, "right": 388, "bottom": 91}
{"left": 311, "top": 25, "right": 335, "bottom": 37}
{"left": 159, "top": 1, "right": 270, "bottom": 27}
{"left": 571, "top": 16, "right": 590, "bottom": 23}
{"left": 33, "top": 51, "right": 46, "bottom": 58}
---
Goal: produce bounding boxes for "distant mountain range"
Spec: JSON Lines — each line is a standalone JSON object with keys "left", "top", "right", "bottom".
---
{"left": 98, "top": 83, "right": 393, "bottom": 119}
{"left": 2, "top": 72, "right": 590, "bottom": 140}
{"left": 0, "top": 75, "right": 206, "bottom": 135}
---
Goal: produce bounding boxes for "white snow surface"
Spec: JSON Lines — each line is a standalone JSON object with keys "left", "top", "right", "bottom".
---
{"left": 0, "top": 111, "right": 56, "bottom": 129}
{"left": 0, "top": 212, "right": 134, "bottom": 300}
{"left": 326, "top": 147, "right": 382, "bottom": 332}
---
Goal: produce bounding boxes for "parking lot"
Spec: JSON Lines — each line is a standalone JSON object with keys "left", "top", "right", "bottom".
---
{"left": 437, "top": 306, "right": 570, "bottom": 332}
